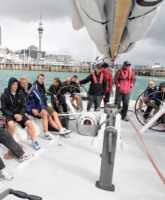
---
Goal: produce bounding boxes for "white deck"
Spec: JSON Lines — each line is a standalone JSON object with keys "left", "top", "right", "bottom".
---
{"left": 0, "top": 103, "right": 165, "bottom": 199}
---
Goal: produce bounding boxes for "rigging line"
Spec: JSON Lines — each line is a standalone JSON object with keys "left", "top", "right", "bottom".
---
{"left": 80, "top": 6, "right": 110, "bottom": 25}
{"left": 128, "top": 7, "right": 156, "bottom": 20}
{"left": 129, "top": 118, "right": 165, "bottom": 185}
{"left": 136, "top": 0, "right": 163, "bottom": 7}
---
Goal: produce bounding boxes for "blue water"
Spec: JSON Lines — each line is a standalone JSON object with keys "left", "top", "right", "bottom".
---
{"left": 0, "top": 70, "right": 164, "bottom": 100}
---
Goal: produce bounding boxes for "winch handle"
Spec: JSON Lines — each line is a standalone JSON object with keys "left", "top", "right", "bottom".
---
{"left": 9, "top": 189, "right": 42, "bottom": 200}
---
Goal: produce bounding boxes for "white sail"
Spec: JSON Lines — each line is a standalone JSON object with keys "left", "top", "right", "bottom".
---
{"left": 72, "top": 0, "right": 164, "bottom": 59}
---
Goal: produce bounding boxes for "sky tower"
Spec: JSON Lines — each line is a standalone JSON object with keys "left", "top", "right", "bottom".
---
{"left": 38, "top": 16, "right": 44, "bottom": 52}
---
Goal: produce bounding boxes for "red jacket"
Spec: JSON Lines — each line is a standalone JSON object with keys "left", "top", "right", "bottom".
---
{"left": 101, "top": 68, "right": 113, "bottom": 94}
{"left": 115, "top": 67, "right": 135, "bottom": 95}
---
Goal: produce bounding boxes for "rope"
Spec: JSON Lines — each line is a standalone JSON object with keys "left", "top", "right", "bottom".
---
{"left": 129, "top": 118, "right": 165, "bottom": 185}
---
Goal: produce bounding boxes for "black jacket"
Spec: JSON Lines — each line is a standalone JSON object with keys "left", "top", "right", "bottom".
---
{"left": 18, "top": 83, "right": 32, "bottom": 105}
{"left": 69, "top": 82, "right": 80, "bottom": 94}
{"left": 1, "top": 78, "right": 26, "bottom": 118}
{"left": 54, "top": 81, "right": 80, "bottom": 95}
{"left": 48, "top": 84, "right": 61, "bottom": 96}
{"left": 80, "top": 72, "right": 106, "bottom": 96}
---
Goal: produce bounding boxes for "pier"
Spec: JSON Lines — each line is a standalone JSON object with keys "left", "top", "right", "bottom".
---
{"left": 135, "top": 68, "right": 165, "bottom": 77}
{"left": 0, "top": 63, "right": 165, "bottom": 76}
{"left": 0, "top": 63, "right": 91, "bottom": 73}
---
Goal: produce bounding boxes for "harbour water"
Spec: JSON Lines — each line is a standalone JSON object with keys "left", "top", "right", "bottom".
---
{"left": 0, "top": 70, "right": 164, "bottom": 100}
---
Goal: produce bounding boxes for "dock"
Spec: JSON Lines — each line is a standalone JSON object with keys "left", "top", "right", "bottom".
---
{"left": 135, "top": 68, "right": 165, "bottom": 77}
{"left": 0, "top": 63, "right": 91, "bottom": 73}
{"left": 0, "top": 63, "right": 165, "bottom": 76}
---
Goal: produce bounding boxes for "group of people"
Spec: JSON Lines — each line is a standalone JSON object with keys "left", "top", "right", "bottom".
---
{"left": 80, "top": 61, "right": 135, "bottom": 121}
{"left": 0, "top": 60, "right": 136, "bottom": 181}
{"left": 0, "top": 74, "right": 73, "bottom": 181}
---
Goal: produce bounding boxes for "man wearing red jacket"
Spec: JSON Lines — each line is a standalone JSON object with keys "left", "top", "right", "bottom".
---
{"left": 101, "top": 62, "right": 113, "bottom": 105}
{"left": 115, "top": 61, "right": 136, "bottom": 121}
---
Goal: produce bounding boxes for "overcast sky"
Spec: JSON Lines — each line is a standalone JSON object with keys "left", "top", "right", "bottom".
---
{"left": 0, "top": 0, "right": 165, "bottom": 65}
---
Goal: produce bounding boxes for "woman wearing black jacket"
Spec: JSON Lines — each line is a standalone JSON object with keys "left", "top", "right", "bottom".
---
{"left": 48, "top": 78, "right": 68, "bottom": 113}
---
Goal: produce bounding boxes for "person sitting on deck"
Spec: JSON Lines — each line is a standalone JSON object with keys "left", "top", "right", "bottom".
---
{"left": 156, "top": 82, "right": 165, "bottom": 123}
{"left": 48, "top": 78, "right": 68, "bottom": 113}
{"left": 69, "top": 75, "right": 82, "bottom": 110}
{"left": 18, "top": 77, "right": 32, "bottom": 113}
{"left": 26, "top": 74, "right": 71, "bottom": 136}
{"left": 1, "top": 77, "right": 40, "bottom": 151}
{"left": 18, "top": 77, "right": 32, "bottom": 96}
{"left": 138, "top": 80, "right": 157, "bottom": 112}
{"left": 144, "top": 82, "right": 165, "bottom": 122}
{"left": 80, "top": 63, "right": 106, "bottom": 111}
{"left": 62, "top": 77, "right": 72, "bottom": 94}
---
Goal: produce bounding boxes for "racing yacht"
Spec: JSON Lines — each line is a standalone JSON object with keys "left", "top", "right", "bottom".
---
{"left": 0, "top": 0, "right": 165, "bottom": 199}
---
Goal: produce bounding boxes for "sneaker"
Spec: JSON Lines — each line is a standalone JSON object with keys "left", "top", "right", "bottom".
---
{"left": 17, "top": 153, "right": 33, "bottom": 163}
{"left": 0, "top": 169, "right": 13, "bottom": 181}
{"left": 31, "top": 141, "right": 41, "bottom": 151}
{"left": 59, "top": 128, "right": 72, "bottom": 135}
{"left": 95, "top": 108, "right": 101, "bottom": 112}
{"left": 122, "top": 117, "right": 129, "bottom": 122}
{"left": 42, "top": 133, "right": 53, "bottom": 140}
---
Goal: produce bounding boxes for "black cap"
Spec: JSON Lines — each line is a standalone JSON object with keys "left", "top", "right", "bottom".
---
{"left": 123, "top": 61, "right": 131, "bottom": 66}
{"left": 101, "top": 62, "right": 109, "bottom": 68}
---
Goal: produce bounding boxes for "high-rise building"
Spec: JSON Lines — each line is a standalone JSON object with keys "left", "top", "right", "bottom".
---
{"left": 38, "top": 16, "right": 44, "bottom": 52}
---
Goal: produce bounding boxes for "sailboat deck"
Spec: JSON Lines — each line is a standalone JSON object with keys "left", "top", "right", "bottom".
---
{"left": 0, "top": 105, "right": 165, "bottom": 200}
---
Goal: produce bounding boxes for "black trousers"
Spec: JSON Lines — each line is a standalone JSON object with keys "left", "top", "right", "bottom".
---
{"left": 52, "top": 95, "right": 68, "bottom": 113}
{"left": 87, "top": 95, "right": 103, "bottom": 111}
{"left": 115, "top": 90, "right": 130, "bottom": 119}
{"left": 143, "top": 106, "right": 153, "bottom": 119}
{"left": 0, "top": 128, "right": 24, "bottom": 158}
{"left": 0, "top": 157, "right": 5, "bottom": 170}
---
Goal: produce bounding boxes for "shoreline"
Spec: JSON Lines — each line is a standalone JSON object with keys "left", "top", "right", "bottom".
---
{"left": 0, "top": 64, "right": 165, "bottom": 77}
{"left": 0, "top": 64, "right": 90, "bottom": 73}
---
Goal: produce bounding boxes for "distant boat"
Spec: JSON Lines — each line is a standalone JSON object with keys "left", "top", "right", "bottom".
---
{"left": 151, "top": 63, "right": 161, "bottom": 68}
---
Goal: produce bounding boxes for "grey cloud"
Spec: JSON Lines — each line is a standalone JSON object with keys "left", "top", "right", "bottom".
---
{"left": 123, "top": 1, "right": 165, "bottom": 65}
{"left": 0, "top": 0, "right": 72, "bottom": 21}
{"left": 146, "top": 2, "right": 165, "bottom": 44}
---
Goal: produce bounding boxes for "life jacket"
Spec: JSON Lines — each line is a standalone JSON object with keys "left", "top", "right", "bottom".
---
{"left": 117, "top": 67, "right": 134, "bottom": 94}
{"left": 101, "top": 68, "right": 112, "bottom": 93}
{"left": 92, "top": 72, "right": 104, "bottom": 84}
